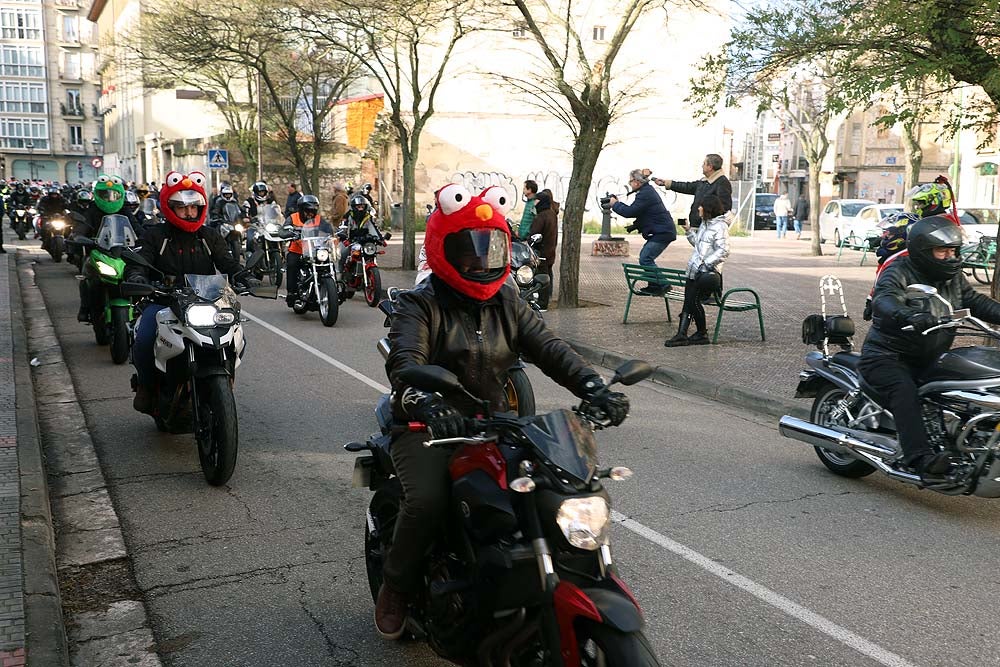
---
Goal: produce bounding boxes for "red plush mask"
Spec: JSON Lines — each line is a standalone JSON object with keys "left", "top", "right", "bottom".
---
{"left": 160, "top": 170, "right": 208, "bottom": 232}
{"left": 425, "top": 184, "right": 512, "bottom": 301}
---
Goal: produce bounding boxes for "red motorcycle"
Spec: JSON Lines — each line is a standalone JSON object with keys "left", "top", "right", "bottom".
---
{"left": 338, "top": 226, "right": 390, "bottom": 307}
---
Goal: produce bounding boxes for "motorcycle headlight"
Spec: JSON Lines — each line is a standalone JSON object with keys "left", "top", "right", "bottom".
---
{"left": 515, "top": 265, "right": 534, "bottom": 285}
{"left": 363, "top": 242, "right": 377, "bottom": 255}
{"left": 315, "top": 248, "right": 331, "bottom": 262}
{"left": 235, "top": 223, "right": 245, "bottom": 233}
{"left": 185, "top": 304, "right": 218, "bottom": 327}
{"left": 213, "top": 311, "right": 236, "bottom": 325}
{"left": 265, "top": 223, "right": 279, "bottom": 233}
{"left": 555, "top": 497, "right": 610, "bottom": 550}
{"left": 96, "top": 261, "right": 117, "bottom": 277}
{"left": 50, "top": 219, "right": 66, "bottom": 229}
{"left": 15, "top": 210, "right": 23, "bottom": 216}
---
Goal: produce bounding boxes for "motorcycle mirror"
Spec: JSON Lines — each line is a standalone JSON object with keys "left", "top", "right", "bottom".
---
{"left": 611, "top": 359, "right": 654, "bottom": 386}
{"left": 529, "top": 233, "right": 543, "bottom": 244}
{"left": 398, "top": 365, "right": 463, "bottom": 394}
{"left": 121, "top": 281, "right": 154, "bottom": 297}
{"left": 534, "top": 274, "right": 551, "bottom": 286}
{"left": 249, "top": 283, "right": 278, "bottom": 299}
{"left": 383, "top": 231, "right": 392, "bottom": 241}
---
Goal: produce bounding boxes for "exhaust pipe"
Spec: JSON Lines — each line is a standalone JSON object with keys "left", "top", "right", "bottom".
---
{"left": 778, "top": 416, "right": 897, "bottom": 459}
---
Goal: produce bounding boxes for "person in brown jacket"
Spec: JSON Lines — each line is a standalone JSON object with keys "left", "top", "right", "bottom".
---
{"left": 529, "top": 189, "right": 558, "bottom": 310}
{"left": 331, "top": 182, "right": 349, "bottom": 224}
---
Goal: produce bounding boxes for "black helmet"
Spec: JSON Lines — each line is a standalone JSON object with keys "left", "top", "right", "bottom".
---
{"left": 46, "top": 186, "right": 60, "bottom": 197}
{"left": 298, "top": 194, "right": 320, "bottom": 219}
{"left": 124, "top": 190, "right": 140, "bottom": 213}
{"left": 76, "top": 190, "right": 93, "bottom": 206}
{"left": 906, "top": 215, "right": 963, "bottom": 283}
{"left": 349, "top": 194, "right": 369, "bottom": 222}
{"left": 252, "top": 181, "right": 268, "bottom": 202}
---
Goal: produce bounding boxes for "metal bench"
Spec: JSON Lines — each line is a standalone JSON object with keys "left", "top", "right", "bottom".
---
{"left": 621, "top": 263, "right": 766, "bottom": 343}
{"left": 836, "top": 232, "right": 880, "bottom": 266}
{"left": 961, "top": 235, "right": 996, "bottom": 285}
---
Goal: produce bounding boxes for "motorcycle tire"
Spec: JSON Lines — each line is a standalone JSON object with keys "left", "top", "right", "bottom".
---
{"left": 270, "top": 252, "right": 283, "bottom": 288}
{"left": 364, "top": 479, "right": 402, "bottom": 604}
{"left": 319, "top": 277, "right": 339, "bottom": 327}
{"left": 109, "top": 306, "right": 130, "bottom": 365}
{"left": 505, "top": 367, "right": 536, "bottom": 417}
{"left": 197, "top": 375, "right": 239, "bottom": 486}
{"left": 92, "top": 309, "right": 110, "bottom": 346}
{"left": 364, "top": 266, "right": 382, "bottom": 307}
{"left": 50, "top": 235, "right": 64, "bottom": 263}
{"left": 574, "top": 620, "right": 661, "bottom": 667}
{"left": 228, "top": 238, "right": 243, "bottom": 264}
{"left": 15, "top": 225, "right": 25, "bottom": 241}
{"left": 810, "top": 385, "right": 876, "bottom": 478}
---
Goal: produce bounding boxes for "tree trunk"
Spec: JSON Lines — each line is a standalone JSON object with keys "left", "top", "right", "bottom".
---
{"left": 400, "top": 145, "right": 417, "bottom": 271}
{"left": 901, "top": 119, "right": 923, "bottom": 193}
{"left": 809, "top": 162, "right": 823, "bottom": 256}
{"left": 558, "top": 125, "right": 605, "bottom": 308}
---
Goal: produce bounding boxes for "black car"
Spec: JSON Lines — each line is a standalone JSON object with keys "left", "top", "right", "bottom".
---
{"left": 753, "top": 193, "right": 778, "bottom": 230}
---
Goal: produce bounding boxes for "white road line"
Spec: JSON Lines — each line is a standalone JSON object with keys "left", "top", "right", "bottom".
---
{"left": 245, "top": 311, "right": 918, "bottom": 667}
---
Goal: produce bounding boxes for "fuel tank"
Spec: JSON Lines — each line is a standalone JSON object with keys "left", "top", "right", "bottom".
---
{"left": 920, "top": 346, "right": 1000, "bottom": 383}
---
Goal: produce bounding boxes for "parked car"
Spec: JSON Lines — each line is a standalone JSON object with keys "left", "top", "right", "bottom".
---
{"left": 958, "top": 207, "right": 1000, "bottom": 241}
{"left": 818, "top": 198, "right": 877, "bottom": 245}
{"left": 753, "top": 193, "right": 778, "bottom": 230}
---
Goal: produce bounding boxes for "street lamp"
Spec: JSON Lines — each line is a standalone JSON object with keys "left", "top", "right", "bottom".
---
{"left": 25, "top": 140, "right": 35, "bottom": 181}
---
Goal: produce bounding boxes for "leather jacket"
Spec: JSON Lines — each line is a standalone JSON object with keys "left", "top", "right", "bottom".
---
{"left": 386, "top": 276, "right": 595, "bottom": 416}
{"left": 685, "top": 214, "right": 730, "bottom": 278}
{"left": 863, "top": 255, "right": 1000, "bottom": 360}
{"left": 127, "top": 223, "right": 243, "bottom": 283}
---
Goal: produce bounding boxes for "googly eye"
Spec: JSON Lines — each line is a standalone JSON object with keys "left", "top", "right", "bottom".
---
{"left": 437, "top": 184, "right": 471, "bottom": 215}
{"left": 165, "top": 172, "right": 183, "bottom": 187}
{"left": 188, "top": 172, "right": 206, "bottom": 187}
{"left": 111, "top": 176, "right": 122, "bottom": 185}
{"left": 479, "top": 186, "right": 513, "bottom": 215}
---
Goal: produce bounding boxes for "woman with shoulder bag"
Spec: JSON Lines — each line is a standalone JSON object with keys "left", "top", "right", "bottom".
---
{"left": 665, "top": 194, "right": 731, "bottom": 347}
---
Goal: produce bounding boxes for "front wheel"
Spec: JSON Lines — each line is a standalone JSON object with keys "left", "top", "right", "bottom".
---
{"left": 505, "top": 367, "right": 536, "bottom": 417}
{"left": 576, "top": 621, "right": 661, "bottom": 667}
{"left": 196, "top": 375, "right": 239, "bottom": 486}
{"left": 50, "top": 235, "right": 64, "bottom": 262}
{"left": 109, "top": 306, "right": 130, "bottom": 364}
{"left": 810, "top": 385, "right": 877, "bottom": 478}
{"left": 15, "top": 223, "right": 26, "bottom": 240}
{"left": 318, "top": 277, "right": 339, "bottom": 327}
{"left": 364, "top": 265, "right": 382, "bottom": 307}
{"left": 269, "top": 250, "right": 283, "bottom": 288}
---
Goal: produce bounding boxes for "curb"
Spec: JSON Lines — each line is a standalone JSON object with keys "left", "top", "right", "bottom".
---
{"left": 11, "top": 254, "right": 70, "bottom": 666}
{"left": 566, "top": 339, "right": 810, "bottom": 420}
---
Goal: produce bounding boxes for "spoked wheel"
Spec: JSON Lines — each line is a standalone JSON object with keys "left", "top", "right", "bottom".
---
{"left": 319, "top": 277, "right": 339, "bottom": 327}
{"left": 576, "top": 621, "right": 661, "bottom": 667}
{"left": 196, "top": 376, "right": 239, "bottom": 486}
{"left": 364, "top": 266, "right": 382, "bottom": 307}
{"left": 811, "top": 385, "right": 877, "bottom": 477}
{"left": 364, "top": 480, "right": 401, "bottom": 604}
{"left": 505, "top": 367, "right": 536, "bottom": 417}
{"left": 270, "top": 252, "right": 283, "bottom": 288}
{"left": 973, "top": 261, "right": 993, "bottom": 285}
{"left": 109, "top": 306, "right": 130, "bottom": 364}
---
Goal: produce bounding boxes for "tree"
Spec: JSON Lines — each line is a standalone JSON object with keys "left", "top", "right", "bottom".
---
{"left": 505, "top": 0, "right": 662, "bottom": 308}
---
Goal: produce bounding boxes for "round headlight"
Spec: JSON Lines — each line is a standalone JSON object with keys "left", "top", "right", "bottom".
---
{"left": 265, "top": 223, "right": 279, "bottom": 233}
{"left": 363, "top": 242, "right": 377, "bottom": 255}
{"left": 214, "top": 311, "right": 236, "bottom": 325}
{"left": 50, "top": 219, "right": 66, "bottom": 229}
{"left": 515, "top": 265, "right": 534, "bottom": 285}
{"left": 96, "top": 261, "right": 118, "bottom": 277}
{"left": 186, "top": 304, "right": 218, "bottom": 327}
{"left": 555, "top": 497, "right": 610, "bottom": 550}
{"left": 315, "top": 248, "right": 330, "bottom": 262}
{"left": 235, "top": 223, "right": 245, "bottom": 233}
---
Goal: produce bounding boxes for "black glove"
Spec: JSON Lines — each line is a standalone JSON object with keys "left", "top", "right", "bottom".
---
{"left": 625, "top": 225, "right": 637, "bottom": 233}
{"left": 400, "top": 387, "right": 465, "bottom": 438}
{"left": 903, "top": 311, "right": 938, "bottom": 333}
{"left": 579, "top": 376, "right": 630, "bottom": 426}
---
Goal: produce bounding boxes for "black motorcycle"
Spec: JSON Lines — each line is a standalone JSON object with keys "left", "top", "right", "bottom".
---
{"left": 11, "top": 205, "right": 32, "bottom": 240}
{"left": 287, "top": 225, "right": 339, "bottom": 326}
{"left": 780, "top": 280, "right": 1000, "bottom": 497}
{"left": 347, "top": 361, "right": 661, "bottom": 666}
{"left": 211, "top": 201, "right": 246, "bottom": 263}
{"left": 338, "top": 222, "right": 390, "bottom": 307}
{"left": 511, "top": 232, "right": 550, "bottom": 312}
{"left": 248, "top": 202, "right": 287, "bottom": 287}
{"left": 41, "top": 210, "right": 72, "bottom": 263}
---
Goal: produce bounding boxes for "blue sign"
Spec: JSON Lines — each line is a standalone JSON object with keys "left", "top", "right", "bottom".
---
{"left": 885, "top": 157, "right": 897, "bottom": 165}
{"left": 207, "top": 149, "right": 228, "bottom": 170}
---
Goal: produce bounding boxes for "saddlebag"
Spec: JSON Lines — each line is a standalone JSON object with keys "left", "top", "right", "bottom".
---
{"left": 802, "top": 314, "right": 855, "bottom": 349}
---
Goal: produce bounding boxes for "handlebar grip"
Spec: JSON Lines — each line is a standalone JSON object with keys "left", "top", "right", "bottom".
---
{"left": 390, "top": 421, "right": 427, "bottom": 435}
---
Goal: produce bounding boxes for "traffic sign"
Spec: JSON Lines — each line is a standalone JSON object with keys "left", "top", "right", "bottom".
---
{"left": 90, "top": 157, "right": 103, "bottom": 169}
{"left": 207, "top": 149, "right": 229, "bottom": 170}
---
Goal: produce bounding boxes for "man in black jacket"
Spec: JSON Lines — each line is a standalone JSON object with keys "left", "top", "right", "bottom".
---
{"left": 374, "top": 183, "right": 630, "bottom": 639}
{"left": 657, "top": 153, "right": 732, "bottom": 228}
{"left": 127, "top": 171, "right": 249, "bottom": 414}
{"left": 860, "top": 216, "right": 1000, "bottom": 478}
{"left": 610, "top": 169, "right": 676, "bottom": 294}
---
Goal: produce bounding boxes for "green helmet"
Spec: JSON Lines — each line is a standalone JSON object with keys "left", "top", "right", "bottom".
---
{"left": 905, "top": 182, "right": 951, "bottom": 218}
{"left": 93, "top": 174, "right": 125, "bottom": 214}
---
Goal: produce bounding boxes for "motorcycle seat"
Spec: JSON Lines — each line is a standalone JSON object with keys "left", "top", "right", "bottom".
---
{"left": 830, "top": 351, "right": 860, "bottom": 370}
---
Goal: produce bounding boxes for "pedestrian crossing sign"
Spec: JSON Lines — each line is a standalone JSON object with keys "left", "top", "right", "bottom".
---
{"left": 207, "top": 149, "right": 228, "bottom": 170}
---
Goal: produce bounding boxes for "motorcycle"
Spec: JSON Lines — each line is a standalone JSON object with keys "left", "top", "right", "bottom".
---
{"left": 75, "top": 215, "right": 141, "bottom": 364}
{"left": 287, "top": 224, "right": 339, "bottom": 326}
{"left": 347, "top": 360, "right": 660, "bottom": 666}
{"left": 213, "top": 201, "right": 246, "bottom": 263}
{"left": 249, "top": 202, "right": 287, "bottom": 288}
{"left": 511, "top": 232, "right": 550, "bottom": 312}
{"left": 779, "top": 276, "right": 1000, "bottom": 496}
{"left": 121, "top": 251, "right": 276, "bottom": 486}
{"left": 338, "top": 221, "right": 390, "bottom": 307}
{"left": 377, "top": 286, "right": 538, "bottom": 416}
{"left": 41, "top": 211, "right": 72, "bottom": 262}
{"left": 12, "top": 206, "right": 31, "bottom": 240}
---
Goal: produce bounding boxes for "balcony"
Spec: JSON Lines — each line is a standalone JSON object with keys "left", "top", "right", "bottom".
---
{"left": 60, "top": 102, "right": 84, "bottom": 118}
{"left": 58, "top": 66, "right": 82, "bottom": 82}
{"left": 53, "top": 0, "right": 80, "bottom": 9}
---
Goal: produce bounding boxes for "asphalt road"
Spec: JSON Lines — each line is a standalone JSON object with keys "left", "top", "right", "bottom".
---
{"left": 26, "top": 245, "right": 1000, "bottom": 667}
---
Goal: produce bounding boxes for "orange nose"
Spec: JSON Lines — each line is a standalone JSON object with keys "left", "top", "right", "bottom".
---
{"left": 475, "top": 204, "right": 493, "bottom": 221}
{"left": 181, "top": 178, "right": 192, "bottom": 188}
{"left": 104, "top": 181, "right": 113, "bottom": 187}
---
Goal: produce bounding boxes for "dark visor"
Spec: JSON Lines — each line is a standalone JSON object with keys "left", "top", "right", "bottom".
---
{"left": 444, "top": 229, "right": 509, "bottom": 272}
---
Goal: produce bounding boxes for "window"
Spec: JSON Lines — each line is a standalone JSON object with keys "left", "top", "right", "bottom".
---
{"left": 512, "top": 23, "right": 525, "bottom": 38}
{"left": 0, "top": 8, "right": 41, "bottom": 40}
{"left": 66, "top": 88, "right": 80, "bottom": 109}
{"left": 68, "top": 124, "right": 82, "bottom": 150}
{"left": 0, "top": 116, "right": 48, "bottom": 149}
{"left": 849, "top": 122, "right": 862, "bottom": 156}
{"left": 0, "top": 81, "right": 45, "bottom": 112}
{"left": 1, "top": 45, "right": 43, "bottom": 77}
{"left": 61, "top": 52, "right": 79, "bottom": 79}
{"left": 81, "top": 52, "right": 94, "bottom": 79}
{"left": 61, "top": 15, "right": 77, "bottom": 42}
{"left": 593, "top": 25, "right": 605, "bottom": 41}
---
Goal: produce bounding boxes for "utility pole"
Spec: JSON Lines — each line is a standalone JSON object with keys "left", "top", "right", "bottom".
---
{"left": 256, "top": 69, "right": 263, "bottom": 182}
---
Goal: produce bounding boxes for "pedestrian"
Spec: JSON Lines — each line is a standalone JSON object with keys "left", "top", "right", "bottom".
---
{"left": 655, "top": 153, "right": 732, "bottom": 228}
{"left": 664, "top": 194, "right": 731, "bottom": 347}
{"left": 793, "top": 192, "right": 810, "bottom": 240}
{"left": 331, "top": 182, "right": 349, "bottom": 225}
{"left": 773, "top": 192, "right": 791, "bottom": 239}
{"left": 610, "top": 169, "right": 676, "bottom": 294}
{"left": 285, "top": 182, "right": 302, "bottom": 217}
{"left": 529, "top": 188, "right": 558, "bottom": 310}
{"left": 518, "top": 180, "right": 538, "bottom": 240}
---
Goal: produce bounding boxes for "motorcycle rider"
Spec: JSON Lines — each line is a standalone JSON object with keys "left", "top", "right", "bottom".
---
{"left": 8, "top": 182, "right": 30, "bottom": 229}
{"left": 860, "top": 216, "right": 1000, "bottom": 479}
{"left": 283, "top": 194, "right": 333, "bottom": 308}
{"left": 127, "top": 171, "right": 252, "bottom": 414}
{"left": 37, "top": 186, "right": 69, "bottom": 249}
{"left": 210, "top": 183, "right": 238, "bottom": 222}
{"left": 244, "top": 181, "right": 272, "bottom": 254}
{"left": 374, "top": 183, "right": 630, "bottom": 639}
{"left": 337, "top": 194, "right": 381, "bottom": 274}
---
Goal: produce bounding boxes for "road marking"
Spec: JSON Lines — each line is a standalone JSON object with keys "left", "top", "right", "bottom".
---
{"left": 245, "top": 311, "right": 918, "bottom": 667}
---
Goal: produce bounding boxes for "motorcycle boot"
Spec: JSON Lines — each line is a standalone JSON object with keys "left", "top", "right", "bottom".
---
{"left": 906, "top": 450, "right": 954, "bottom": 481}
{"left": 374, "top": 583, "right": 409, "bottom": 640}
{"left": 665, "top": 313, "right": 692, "bottom": 347}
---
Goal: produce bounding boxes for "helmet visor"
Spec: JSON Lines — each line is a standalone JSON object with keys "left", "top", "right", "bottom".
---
{"left": 444, "top": 229, "right": 509, "bottom": 275}
{"left": 924, "top": 224, "right": 963, "bottom": 248}
{"left": 97, "top": 188, "right": 123, "bottom": 203}
{"left": 168, "top": 190, "right": 207, "bottom": 207}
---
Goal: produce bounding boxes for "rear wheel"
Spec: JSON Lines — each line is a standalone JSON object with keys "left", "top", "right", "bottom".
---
{"left": 109, "top": 306, "right": 130, "bottom": 364}
{"left": 319, "top": 277, "right": 339, "bottom": 327}
{"left": 364, "top": 480, "right": 401, "bottom": 603}
{"left": 364, "top": 265, "right": 382, "bottom": 307}
{"left": 576, "top": 621, "right": 661, "bottom": 667}
{"left": 811, "top": 385, "right": 877, "bottom": 478}
{"left": 505, "top": 367, "right": 536, "bottom": 417}
{"left": 197, "top": 376, "right": 239, "bottom": 486}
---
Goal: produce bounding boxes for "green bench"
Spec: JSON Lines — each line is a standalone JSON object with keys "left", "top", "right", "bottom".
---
{"left": 621, "top": 263, "right": 766, "bottom": 343}
{"left": 961, "top": 235, "right": 996, "bottom": 285}
{"left": 836, "top": 232, "right": 880, "bottom": 265}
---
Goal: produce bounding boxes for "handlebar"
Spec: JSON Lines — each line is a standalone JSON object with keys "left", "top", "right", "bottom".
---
{"left": 902, "top": 309, "right": 1000, "bottom": 339}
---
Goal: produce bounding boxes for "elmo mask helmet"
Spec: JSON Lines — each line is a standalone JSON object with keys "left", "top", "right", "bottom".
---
{"left": 160, "top": 171, "right": 208, "bottom": 232}
{"left": 425, "top": 184, "right": 513, "bottom": 301}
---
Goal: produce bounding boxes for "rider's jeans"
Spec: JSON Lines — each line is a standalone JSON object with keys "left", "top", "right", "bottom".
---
{"left": 285, "top": 252, "right": 303, "bottom": 298}
{"left": 858, "top": 352, "right": 929, "bottom": 460}
{"left": 383, "top": 431, "right": 453, "bottom": 594}
{"left": 133, "top": 303, "right": 163, "bottom": 387}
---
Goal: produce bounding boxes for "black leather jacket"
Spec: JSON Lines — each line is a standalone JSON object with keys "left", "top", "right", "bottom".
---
{"left": 127, "top": 223, "right": 243, "bottom": 283}
{"left": 863, "top": 255, "right": 1000, "bottom": 360}
{"left": 387, "top": 276, "right": 595, "bottom": 416}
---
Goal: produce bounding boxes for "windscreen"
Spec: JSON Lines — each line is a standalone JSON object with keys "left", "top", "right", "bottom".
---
{"left": 95, "top": 214, "right": 138, "bottom": 250}
{"left": 185, "top": 273, "right": 232, "bottom": 303}
{"left": 521, "top": 409, "right": 598, "bottom": 484}
{"left": 260, "top": 202, "right": 283, "bottom": 224}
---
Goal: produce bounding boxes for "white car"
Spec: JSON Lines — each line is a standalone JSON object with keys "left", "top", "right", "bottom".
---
{"left": 958, "top": 207, "right": 1000, "bottom": 242}
{"left": 818, "top": 199, "right": 877, "bottom": 245}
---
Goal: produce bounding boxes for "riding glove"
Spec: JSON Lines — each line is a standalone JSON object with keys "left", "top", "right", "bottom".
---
{"left": 400, "top": 387, "right": 465, "bottom": 439}
{"left": 902, "top": 311, "right": 938, "bottom": 333}
{"left": 579, "top": 376, "right": 630, "bottom": 426}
